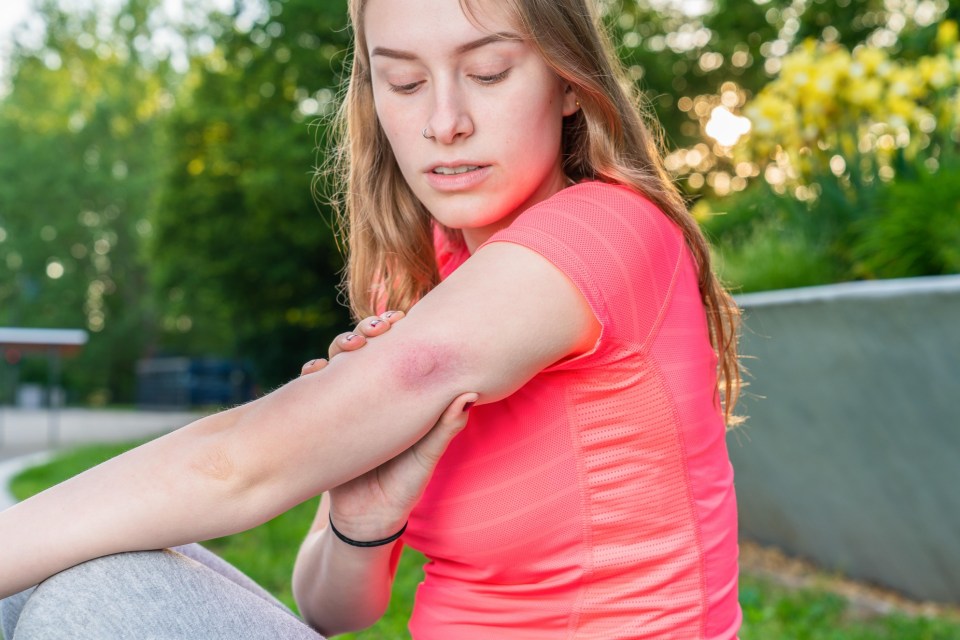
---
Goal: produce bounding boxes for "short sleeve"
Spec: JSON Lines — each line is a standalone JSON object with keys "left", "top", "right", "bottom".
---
{"left": 480, "top": 182, "right": 686, "bottom": 353}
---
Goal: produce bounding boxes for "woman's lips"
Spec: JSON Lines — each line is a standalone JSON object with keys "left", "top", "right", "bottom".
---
{"left": 432, "top": 165, "right": 482, "bottom": 175}
{"left": 424, "top": 164, "right": 492, "bottom": 191}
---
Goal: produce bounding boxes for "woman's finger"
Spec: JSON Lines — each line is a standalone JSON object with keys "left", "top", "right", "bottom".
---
{"left": 381, "top": 310, "right": 405, "bottom": 325}
{"left": 411, "top": 392, "right": 479, "bottom": 471}
{"left": 328, "top": 311, "right": 405, "bottom": 359}
{"left": 355, "top": 315, "right": 392, "bottom": 338}
{"left": 328, "top": 332, "right": 365, "bottom": 359}
{"left": 354, "top": 311, "right": 404, "bottom": 338}
{"left": 299, "top": 358, "right": 329, "bottom": 376}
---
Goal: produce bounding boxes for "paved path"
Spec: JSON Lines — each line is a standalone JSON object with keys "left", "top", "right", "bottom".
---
{"left": 0, "top": 451, "right": 53, "bottom": 510}
{"left": 0, "top": 407, "right": 203, "bottom": 510}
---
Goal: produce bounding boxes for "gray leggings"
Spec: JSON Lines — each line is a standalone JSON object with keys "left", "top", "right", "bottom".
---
{"left": 0, "top": 544, "right": 325, "bottom": 639}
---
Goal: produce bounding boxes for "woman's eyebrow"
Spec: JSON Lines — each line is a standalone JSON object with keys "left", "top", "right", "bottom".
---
{"left": 370, "top": 32, "right": 522, "bottom": 60}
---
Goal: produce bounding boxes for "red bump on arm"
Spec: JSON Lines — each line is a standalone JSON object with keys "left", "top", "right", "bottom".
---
{"left": 392, "top": 341, "right": 464, "bottom": 392}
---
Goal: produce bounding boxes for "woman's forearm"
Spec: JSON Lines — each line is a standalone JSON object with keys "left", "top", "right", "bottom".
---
{"left": 291, "top": 388, "right": 477, "bottom": 634}
{"left": 0, "top": 339, "right": 461, "bottom": 599}
{"left": 0, "top": 417, "right": 279, "bottom": 598}
{"left": 293, "top": 507, "right": 403, "bottom": 635}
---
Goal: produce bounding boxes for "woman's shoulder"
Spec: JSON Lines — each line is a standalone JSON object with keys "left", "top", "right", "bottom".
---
{"left": 553, "top": 179, "right": 646, "bottom": 203}
{"left": 506, "top": 180, "right": 685, "bottom": 257}
{"left": 485, "top": 181, "right": 689, "bottom": 341}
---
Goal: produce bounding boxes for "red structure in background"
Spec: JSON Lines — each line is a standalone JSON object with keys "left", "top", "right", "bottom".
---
{"left": 0, "top": 328, "right": 88, "bottom": 446}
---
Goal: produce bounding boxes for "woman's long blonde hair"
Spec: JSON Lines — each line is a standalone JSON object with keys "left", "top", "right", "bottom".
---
{"left": 324, "top": 0, "right": 742, "bottom": 424}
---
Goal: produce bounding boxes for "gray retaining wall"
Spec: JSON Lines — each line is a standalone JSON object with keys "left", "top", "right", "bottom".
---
{"left": 729, "top": 275, "right": 960, "bottom": 603}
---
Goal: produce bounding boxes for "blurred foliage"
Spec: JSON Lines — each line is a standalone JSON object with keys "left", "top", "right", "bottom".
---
{"left": 704, "top": 19, "right": 960, "bottom": 292}
{"left": 739, "top": 32, "right": 959, "bottom": 192}
{"left": 609, "top": 0, "right": 952, "bottom": 194}
{"left": 0, "top": 0, "right": 172, "bottom": 402}
{"left": 850, "top": 155, "right": 960, "bottom": 279}
{"left": 150, "top": 0, "right": 352, "bottom": 386}
{"left": 0, "top": 0, "right": 957, "bottom": 400}
{"left": 702, "top": 182, "right": 844, "bottom": 293}
{"left": 703, "top": 152, "right": 960, "bottom": 293}
{"left": 0, "top": 0, "right": 355, "bottom": 399}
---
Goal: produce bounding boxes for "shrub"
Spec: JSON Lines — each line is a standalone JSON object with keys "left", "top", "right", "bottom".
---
{"left": 851, "top": 159, "right": 960, "bottom": 278}
{"left": 700, "top": 24, "right": 960, "bottom": 292}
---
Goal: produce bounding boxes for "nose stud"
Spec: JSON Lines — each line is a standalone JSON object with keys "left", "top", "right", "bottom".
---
{"left": 421, "top": 127, "right": 431, "bottom": 139}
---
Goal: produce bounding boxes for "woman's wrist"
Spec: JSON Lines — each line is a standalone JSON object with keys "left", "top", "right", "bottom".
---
{"left": 326, "top": 505, "right": 409, "bottom": 544}
{"left": 328, "top": 514, "right": 406, "bottom": 548}
{"left": 294, "top": 522, "right": 402, "bottom": 635}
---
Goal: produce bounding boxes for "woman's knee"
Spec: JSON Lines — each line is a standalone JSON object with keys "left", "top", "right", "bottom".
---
{"left": 36, "top": 549, "right": 179, "bottom": 602}
{"left": 11, "top": 550, "right": 183, "bottom": 637}
{"left": 9, "top": 550, "right": 324, "bottom": 640}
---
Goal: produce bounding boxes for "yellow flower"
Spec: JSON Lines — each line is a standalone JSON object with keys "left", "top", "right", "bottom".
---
{"left": 838, "top": 131, "right": 857, "bottom": 158}
{"left": 811, "top": 52, "right": 847, "bottom": 96}
{"left": 738, "top": 39, "right": 958, "bottom": 187}
{"left": 690, "top": 200, "right": 713, "bottom": 222}
{"left": 845, "top": 77, "right": 883, "bottom": 107}
{"left": 745, "top": 94, "right": 796, "bottom": 137}
{"left": 918, "top": 55, "right": 953, "bottom": 90}
{"left": 853, "top": 46, "right": 889, "bottom": 76}
{"left": 940, "top": 93, "right": 960, "bottom": 129}
{"left": 887, "top": 67, "right": 925, "bottom": 100}
{"left": 780, "top": 53, "right": 815, "bottom": 94}
{"left": 885, "top": 96, "right": 915, "bottom": 123}
{"left": 937, "top": 20, "right": 958, "bottom": 51}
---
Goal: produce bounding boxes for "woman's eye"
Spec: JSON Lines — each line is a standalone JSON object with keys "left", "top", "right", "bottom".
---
{"left": 388, "top": 81, "right": 422, "bottom": 94}
{"left": 473, "top": 69, "right": 510, "bottom": 85}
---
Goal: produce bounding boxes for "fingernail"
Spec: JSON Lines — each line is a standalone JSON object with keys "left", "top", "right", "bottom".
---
{"left": 370, "top": 319, "right": 383, "bottom": 327}
{"left": 344, "top": 333, "right": 358, "bottom": 342}
{"left": 463, "top": 401, "right": 475, "bottom": 412}
{"left": 303, "top": 359, "right": 317, "bottom": 369}
{"left": 383, "top": 311, "right": 395, "bottom": 319}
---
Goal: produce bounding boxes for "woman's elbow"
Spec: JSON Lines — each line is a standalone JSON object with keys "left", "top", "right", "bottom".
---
{"left": 296, "top": 591, "right": 386, "bottom": 637}
{"left": 176, "top": 428, "right": 275, "bottom": 529}
{"left": 188, "top": 442, "right": 239, "bottom": 485}
{"left": 307, "top": 610, "right": 386, "bottom": 638}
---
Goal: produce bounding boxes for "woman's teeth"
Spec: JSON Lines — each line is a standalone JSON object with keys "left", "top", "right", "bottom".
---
{"left": 433, "top": 165, "right": 480, "bottom": 175}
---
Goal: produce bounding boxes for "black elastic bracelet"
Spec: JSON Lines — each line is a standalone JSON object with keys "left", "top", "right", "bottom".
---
{"left": 328, "top": 514, "right": 407, "bottom": 548}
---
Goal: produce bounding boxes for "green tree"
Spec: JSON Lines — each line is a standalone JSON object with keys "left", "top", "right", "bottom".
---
{"left": 150, "top": 0, "right": 353, "bottom": 388}
{"left": 4, "top": 0, "right": 951, "bottom": 401}
{"left": 609, "top": 0, "right": 949, "bottom": 195}
{"left": 0, "top": 0, "right": 173, "bottom": 402}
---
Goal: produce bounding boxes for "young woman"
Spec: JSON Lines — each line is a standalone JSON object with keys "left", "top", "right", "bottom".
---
{"left": 0, "top": 0, "right": 742, "bottom": 638}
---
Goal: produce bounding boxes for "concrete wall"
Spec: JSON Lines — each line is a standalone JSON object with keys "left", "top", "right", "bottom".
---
{"left": 728, "top": 275, "right": 960, "bottom": 603}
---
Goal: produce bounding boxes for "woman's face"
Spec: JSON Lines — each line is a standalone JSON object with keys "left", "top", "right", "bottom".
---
{"left": 364, "top": 0, "right": 579, "bottom": 252}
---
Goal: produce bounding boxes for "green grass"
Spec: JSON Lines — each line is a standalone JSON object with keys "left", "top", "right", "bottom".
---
{"left": 10, "top": 442, "right": 960, "bottom": 640}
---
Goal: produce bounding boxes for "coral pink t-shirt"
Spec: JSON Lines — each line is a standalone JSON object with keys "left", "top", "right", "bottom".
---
{"left": 404, "top": 182, "right": 740, "bottom": 639}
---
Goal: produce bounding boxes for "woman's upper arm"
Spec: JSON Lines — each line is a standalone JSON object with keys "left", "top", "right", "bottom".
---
{"left": 207, "top": 241, "right": 598, "bottom": 514}
{"left": 399, "top": 240, "right": 600, "bottom": 400}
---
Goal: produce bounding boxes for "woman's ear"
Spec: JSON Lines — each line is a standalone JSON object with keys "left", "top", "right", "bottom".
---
{"left": 562, "top": 85, "right": 580, "bottom": 117}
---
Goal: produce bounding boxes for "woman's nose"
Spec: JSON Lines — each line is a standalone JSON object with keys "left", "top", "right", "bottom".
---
{"left": 424, "top": 83, "right": 474, "bottom": 144}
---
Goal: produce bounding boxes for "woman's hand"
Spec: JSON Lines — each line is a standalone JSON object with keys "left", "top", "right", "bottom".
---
{"left": 324, "top": 390, "right": 476, "bottom": 540}
{"left": 300, "top": 311, "right": 406, "bottom": 376}
{"left": 291, "top": 391, "right": 476, "bottom": 637}
{"left": 299, "top": 310, "right": 476, "bottom": 541}
{"left": 292, "top": 310, "right": 472, "bottom": 633}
